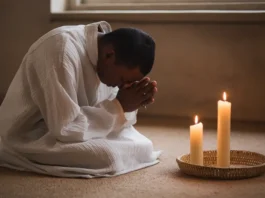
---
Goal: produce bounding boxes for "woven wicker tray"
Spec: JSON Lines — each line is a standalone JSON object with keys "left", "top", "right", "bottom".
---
{"left": 176, "top": 150, "right": 265, "bottom": 180}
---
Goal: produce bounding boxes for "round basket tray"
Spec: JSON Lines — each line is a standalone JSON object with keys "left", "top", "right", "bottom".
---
{"left": 176, "top": 150, "right": 265, "bottom": 180}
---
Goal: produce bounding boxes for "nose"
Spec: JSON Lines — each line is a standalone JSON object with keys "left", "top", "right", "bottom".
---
{"left": 122, "top": 84, "right": 132, "bottom": 89}
{"left": 118, "top": 84, "right": 128, "bottom": 89}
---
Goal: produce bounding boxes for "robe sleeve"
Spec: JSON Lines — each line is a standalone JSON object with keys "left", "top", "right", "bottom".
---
{"left": 108, "top": 87, "right": 138, "bottom": 127}
{"left": 27, "top": 36, "right": 135, "bottom": 143}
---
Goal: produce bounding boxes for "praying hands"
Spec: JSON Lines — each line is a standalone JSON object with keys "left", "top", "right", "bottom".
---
{"left": 116, "top": 77, "right": 157, "bottom": 112}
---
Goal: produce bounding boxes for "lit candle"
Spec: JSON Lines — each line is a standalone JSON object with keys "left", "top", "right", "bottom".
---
{"left": 190, "top": 115, "right": 203, "bottom": 165}
{"left": 217, "top": 92, "right": 231, "bottom": 167}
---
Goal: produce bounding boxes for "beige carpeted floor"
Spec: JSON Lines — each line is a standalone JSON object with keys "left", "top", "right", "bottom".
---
{"left": 0, "top": 117, "right": 265, "bottom": 198}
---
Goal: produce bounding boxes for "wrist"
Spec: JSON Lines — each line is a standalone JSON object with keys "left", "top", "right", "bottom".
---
{"left": 113, "top": 98, "right": 125, "bottom": 113}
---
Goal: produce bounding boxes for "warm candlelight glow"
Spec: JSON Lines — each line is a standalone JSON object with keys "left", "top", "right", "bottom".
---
{"left": 223, "top": 92, "right": 227, "bottom": 101}
{"left": 195, "top": 115, "right": 198, "bottom": 124}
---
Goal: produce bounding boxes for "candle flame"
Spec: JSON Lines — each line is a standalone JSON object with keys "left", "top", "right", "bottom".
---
{"left": 195, "top": 115, "right": 198, "bottom": 124}
{"left": 223, "top": 92, "right": 227, "bottom": 101}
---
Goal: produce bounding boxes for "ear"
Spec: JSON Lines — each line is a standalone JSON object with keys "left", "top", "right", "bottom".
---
{"left": 104, "top": 44, "right": 115, "bottom": 58}
{"left": 105, "top": 50, "right": 116, "bottom": 65}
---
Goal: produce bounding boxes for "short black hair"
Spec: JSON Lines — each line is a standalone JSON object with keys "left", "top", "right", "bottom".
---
{"left": 101, "top": 27, "right": 155, "bottom": 76}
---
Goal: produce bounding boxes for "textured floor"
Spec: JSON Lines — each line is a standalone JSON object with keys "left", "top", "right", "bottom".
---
{"left": 0, "top": 116, "right": 265, "bottom": 198}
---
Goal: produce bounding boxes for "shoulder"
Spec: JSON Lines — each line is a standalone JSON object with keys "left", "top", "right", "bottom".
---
{"left": 27, "top": 25, "right": 85, "bottom": 55}
{"left": 25, "top": 25, "right": 87, "bottom": 68}
{"left": 23, "top": 27, "right": 86, "bottom": 78}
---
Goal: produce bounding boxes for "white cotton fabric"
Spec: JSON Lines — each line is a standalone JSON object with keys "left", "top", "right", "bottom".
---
{"left": 0, "top": 21, "right": 161, "bottom": 178}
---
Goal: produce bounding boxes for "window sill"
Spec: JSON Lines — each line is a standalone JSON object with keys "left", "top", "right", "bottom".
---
{"left": 50, "top": 10, "right": 265, "bottom": 23}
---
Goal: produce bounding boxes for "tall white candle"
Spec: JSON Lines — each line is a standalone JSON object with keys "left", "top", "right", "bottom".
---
{"left": 190, "top": 115, "right": 203, "bottom": 166}
{"left": 217, "top": 92, "right": 231, "bottom": 167}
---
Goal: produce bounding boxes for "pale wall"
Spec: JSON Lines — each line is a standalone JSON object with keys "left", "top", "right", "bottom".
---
{"left": 1, "top": 0, "right": 265, "bottom": 122}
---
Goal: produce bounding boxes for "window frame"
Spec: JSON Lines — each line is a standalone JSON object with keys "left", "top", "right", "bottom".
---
{"left": 50, "top": 0, "right": 265, "bottom": 23}
{"left": 70, "top": 0, "right": 265, "bottom": 11}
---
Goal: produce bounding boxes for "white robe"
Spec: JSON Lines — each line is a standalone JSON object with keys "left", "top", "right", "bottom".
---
{"left": 0, "top": 21, "right": 161, "bottom": 178}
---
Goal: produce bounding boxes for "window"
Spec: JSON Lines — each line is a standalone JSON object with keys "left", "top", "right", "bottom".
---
{"left": 69, "top": 0, "right": 265, "bottom": 11}
{"left": 50, "top": 0, "right": 265, "bottom": 22}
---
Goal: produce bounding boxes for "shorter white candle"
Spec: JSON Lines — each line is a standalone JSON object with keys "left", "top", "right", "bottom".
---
{"left": 190, "top": 115, "right": 203, "bottom": 165}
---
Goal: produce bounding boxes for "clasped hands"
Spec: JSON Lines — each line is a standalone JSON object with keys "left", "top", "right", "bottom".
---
{"left": 116, "top": 77, "right": 157, "bottom": 112}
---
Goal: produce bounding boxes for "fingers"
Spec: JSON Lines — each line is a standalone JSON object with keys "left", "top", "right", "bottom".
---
{"left": 135, "top": 77, "right": 150, "bottom": 91}
{"left": 152, "top": 87, "right": 158, "bottom": 96}
{"left": 141, "top": 97, "right": 155, "bottom": 106}
{"left": 140, "top": 77, "right": 150, "bottom": 82}
{"left": 138, "top": 81, "right": 157, "bottom": 108}
{"left": 122, "top": 82, "right": 135, "bottom": 89}
{"left": 141, "top": 87, "right": 157, "bottom": 102}
{"left": 141, "top": 81, "right": 157, "bottom": 95}
{"left": 151, "top": 81, "right": 157, "bottom": 87}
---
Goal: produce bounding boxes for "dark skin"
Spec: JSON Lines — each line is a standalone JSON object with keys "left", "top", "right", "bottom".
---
{"left": 97, "top": 33, "right": 157, "bottom": 112}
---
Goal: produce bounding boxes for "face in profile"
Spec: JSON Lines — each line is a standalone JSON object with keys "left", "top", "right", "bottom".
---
{"left": 97, "top": 51, "right": 144, "bottom": 88}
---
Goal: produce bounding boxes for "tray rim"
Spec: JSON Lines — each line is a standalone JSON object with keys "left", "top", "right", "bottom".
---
{"left": 176, "top": 149, "right": 265, "bottom": 170}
